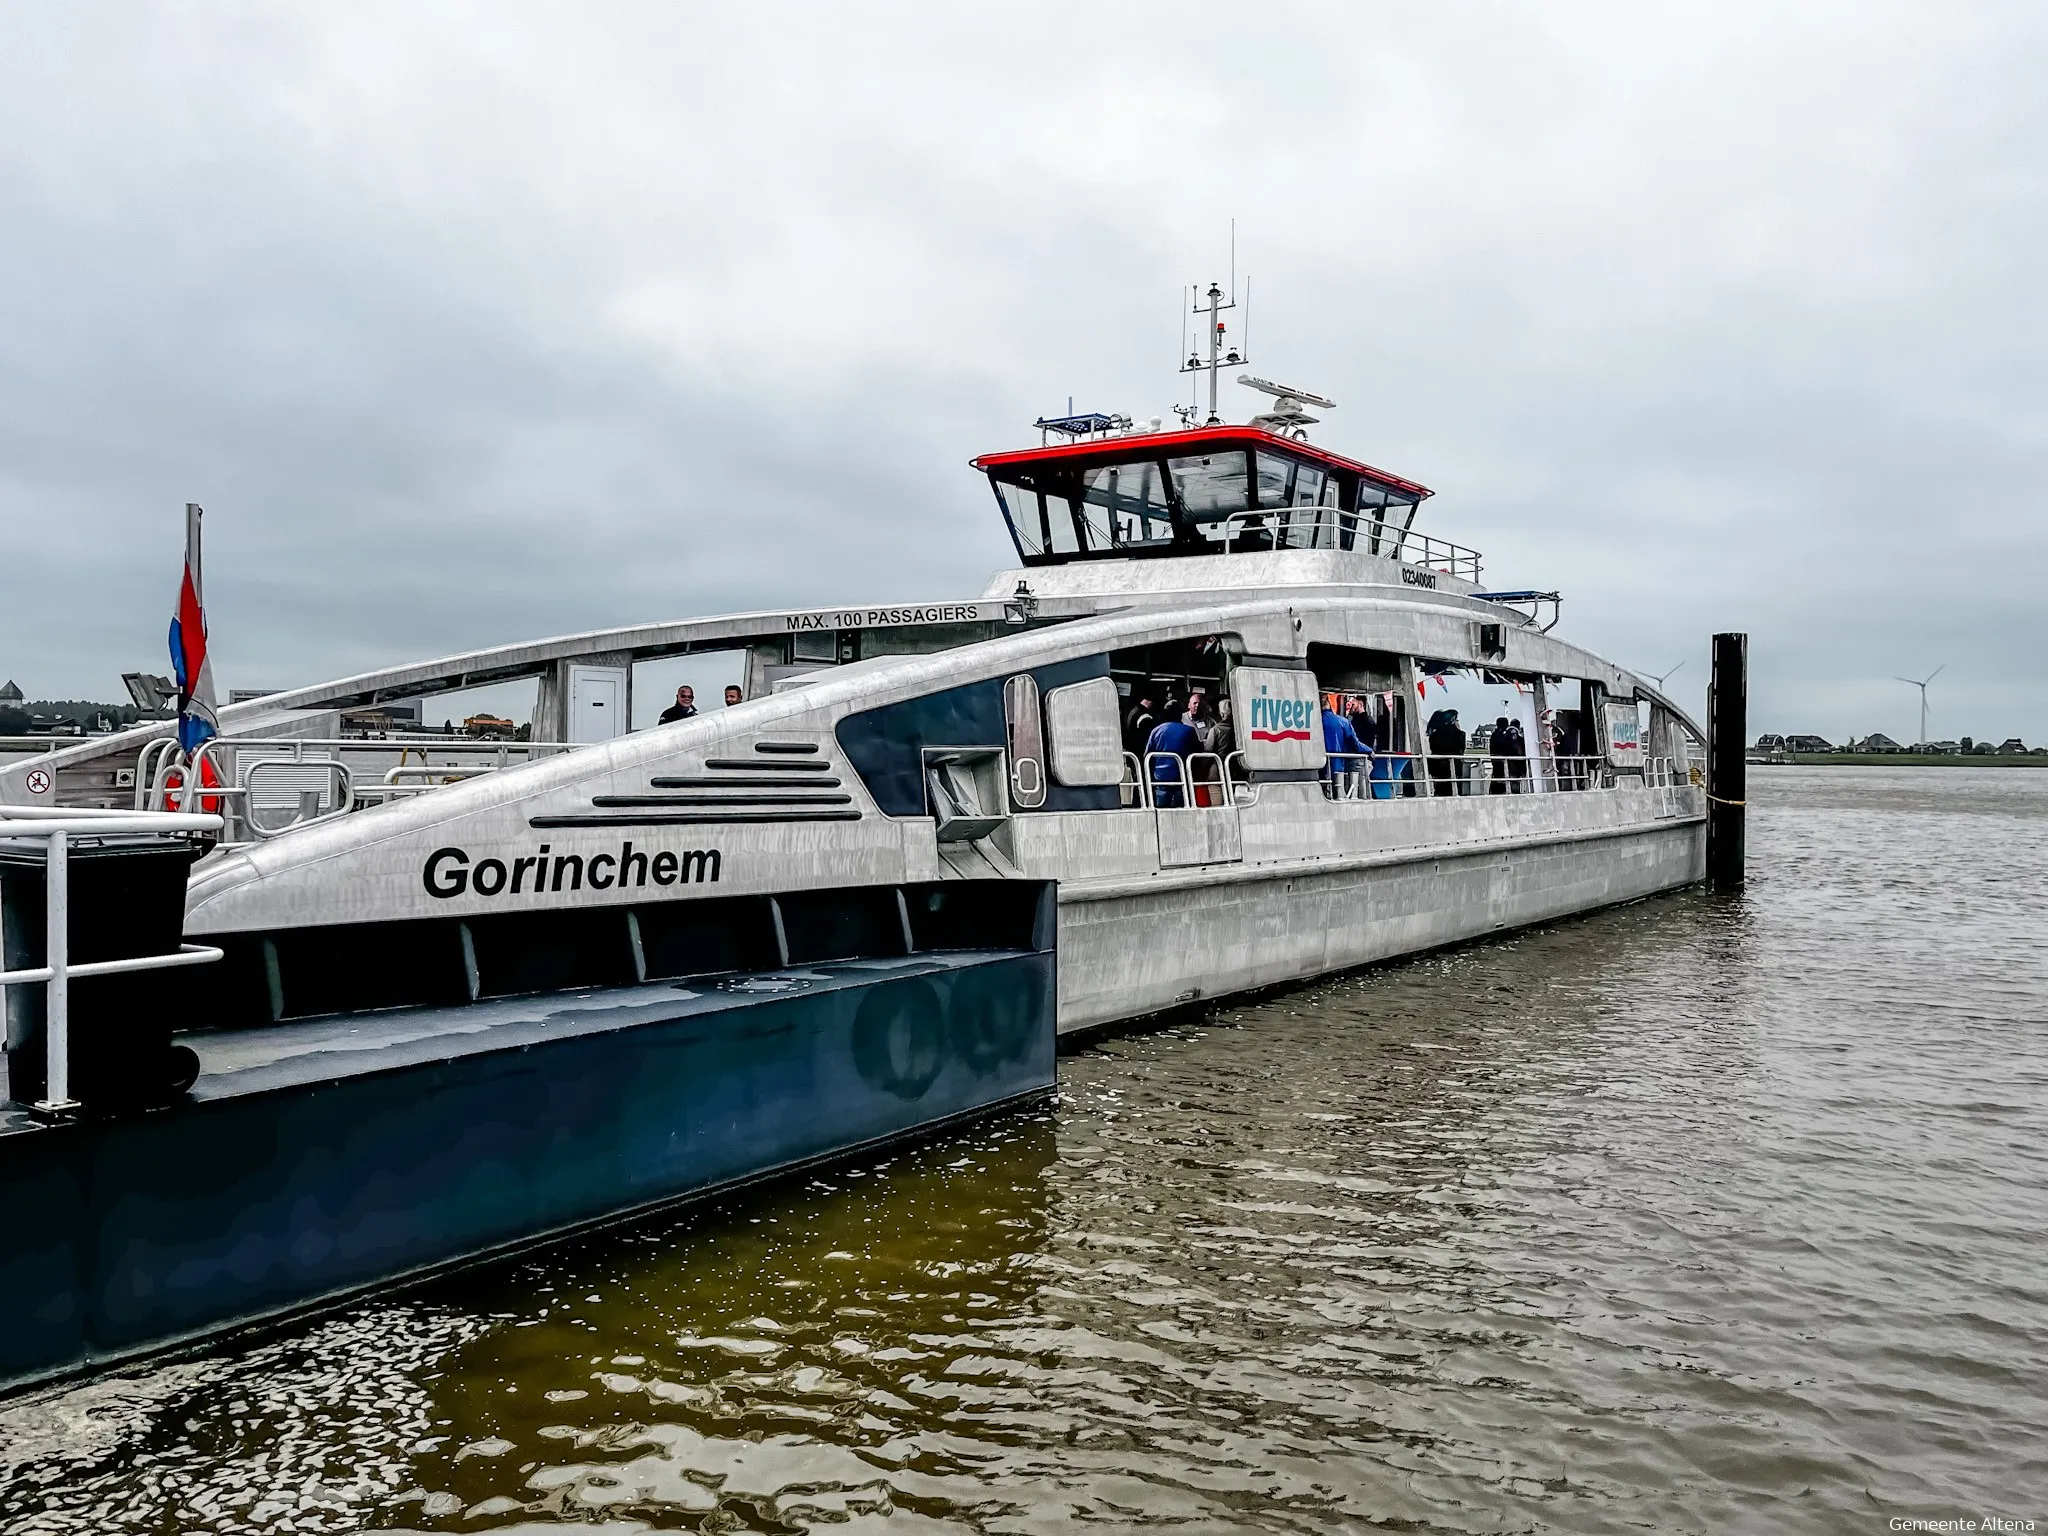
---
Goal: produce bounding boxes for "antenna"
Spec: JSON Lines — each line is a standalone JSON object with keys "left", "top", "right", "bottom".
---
{"left": 1892, "top": 664, "right": 1945, "bottom": 747}
{"left": 1179, "top": 286, "right": 1188, "bottom": 399}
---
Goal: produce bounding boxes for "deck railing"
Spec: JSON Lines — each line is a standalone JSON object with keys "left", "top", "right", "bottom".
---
{"left": 142, "top": 735, "right": 583, "bottom": 843}
{"left": 0, "top": 806, "right": 224, "bottom": 1116}
{"left": 1217, "top": 507, "right": 1483, "bottom": 582}
{"left": 1121, "top": 749, "right": 1693, "bottom": 808}
{"left": 1020, "top": 500, "right": 1484, "bottom": 581}
{"left": 0, "top": 736, "right": 106, "bottom": 756}
{"left": 1330, "top": 753, "right": 1689, "bottom": 796}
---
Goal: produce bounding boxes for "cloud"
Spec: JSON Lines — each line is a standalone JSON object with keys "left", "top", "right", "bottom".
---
{"left": 2, "top": 2, "right": 2045, "bottom": 746}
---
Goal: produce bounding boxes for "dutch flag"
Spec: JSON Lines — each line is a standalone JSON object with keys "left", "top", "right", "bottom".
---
{"left": 168, "top": 502, "right": 218, "bottom": 757}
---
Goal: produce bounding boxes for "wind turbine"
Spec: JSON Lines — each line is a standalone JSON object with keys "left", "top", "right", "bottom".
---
{"left": 1894, "top": 665, "right": 1944, "bottom": 747}
{"left": 1643, "top": 661, "right": 1686, "bottom": 689}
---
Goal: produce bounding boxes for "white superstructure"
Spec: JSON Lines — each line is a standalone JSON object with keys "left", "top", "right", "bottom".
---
{"left": 4, "top": 344, "right": 1704, "bottom": 1037}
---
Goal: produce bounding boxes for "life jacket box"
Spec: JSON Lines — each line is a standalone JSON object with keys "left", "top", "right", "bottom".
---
{"left": 0, "top": 837, "right": 204, "bottom": 1109}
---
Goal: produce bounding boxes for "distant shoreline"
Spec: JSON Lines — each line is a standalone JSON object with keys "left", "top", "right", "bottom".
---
{"left": 1751, "top": 754, "right": 2046, "bottom": 768}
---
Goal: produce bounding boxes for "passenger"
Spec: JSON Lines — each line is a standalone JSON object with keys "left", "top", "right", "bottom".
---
{"left": 1426, "top": 707, "right": 1466, "bottom": 796}
{"left": 1322, "top": 697, "right": 1369, "bottom": 799}
{"left": 1503, "top": 717, "right": 1529, "bottom": 791}
{"left": 1185, "top": 691, "right": 1223, "bottom": 805}
{"left": 1143, "top": 711, "right": 1202, "bottom": 808}
{"left": 724, "top": 684, "right": 744, "bottom": 707}
{"left": 1348, "top": 700, "right": 1373, "bottom": 754}
{"left": 1554, "top": 708, "right": 1586, "bottom": 788}
{"left": 1369, "top": 701, "right": 1414, "bottom": 797}
{"left": 1202, "top": 696, "right": 1234, "bottom": 758}
{"left": 1489, "top": 715, "right": 1528, "bottom": 794}
{"left": 1123, "top": 692, "right": 1159, "bottom": 756}
{"left": 658, "top": 685, "right": 697, "bottom": 724}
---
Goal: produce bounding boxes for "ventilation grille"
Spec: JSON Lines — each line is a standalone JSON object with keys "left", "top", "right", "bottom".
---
{"left": 531, "top": 739, "right": 860, "bottom": 829}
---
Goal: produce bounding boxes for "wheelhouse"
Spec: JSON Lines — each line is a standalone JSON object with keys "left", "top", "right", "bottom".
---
{"left": 973, "top": 426, "right": 1434, "bottom": 566}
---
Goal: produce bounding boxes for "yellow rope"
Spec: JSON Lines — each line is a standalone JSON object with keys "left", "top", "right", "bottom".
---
{"left": 1705, "top": 793, "right": 1746, "bottom": 806}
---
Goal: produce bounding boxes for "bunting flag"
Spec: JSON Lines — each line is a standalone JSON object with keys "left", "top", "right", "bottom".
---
{"left": 168, "top": 503, "right": 218, "bottom": 757}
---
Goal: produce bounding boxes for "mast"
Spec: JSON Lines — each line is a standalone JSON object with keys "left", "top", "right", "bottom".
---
{"left": 1182, "top": 276, "right": 1245, "bottom": 427}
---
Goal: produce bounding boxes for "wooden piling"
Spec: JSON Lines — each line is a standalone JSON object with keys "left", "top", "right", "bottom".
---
{"left": 1707, "top": 631, "right": 1747, "bottom": 888}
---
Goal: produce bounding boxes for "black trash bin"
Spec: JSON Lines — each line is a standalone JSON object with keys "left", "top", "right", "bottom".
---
{"left": 0, "top": 834, "right": 206, "bottom": 1109}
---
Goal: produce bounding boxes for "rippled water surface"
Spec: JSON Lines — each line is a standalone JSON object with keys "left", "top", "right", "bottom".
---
{"left": 3, "top": 767, "right": 2045, "bottom": 1533}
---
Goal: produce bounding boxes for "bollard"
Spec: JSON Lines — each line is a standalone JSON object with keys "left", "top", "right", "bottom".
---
{"left": 1707, "top": 632, "right": 1747, "bottom": 889}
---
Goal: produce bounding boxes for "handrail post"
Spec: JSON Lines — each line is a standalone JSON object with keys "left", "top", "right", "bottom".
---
{"left": 39, "top": 827, "right": 75, "bottom": 1113}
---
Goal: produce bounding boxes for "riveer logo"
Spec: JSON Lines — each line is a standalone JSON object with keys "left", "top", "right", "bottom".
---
{"left": 1247, "top": 690, "right": 1314, "bottom": 743}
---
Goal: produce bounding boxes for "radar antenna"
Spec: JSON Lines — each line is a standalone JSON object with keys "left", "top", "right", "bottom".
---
{"left": 1237, "top": 374, "right": 1335, "bottom": 439}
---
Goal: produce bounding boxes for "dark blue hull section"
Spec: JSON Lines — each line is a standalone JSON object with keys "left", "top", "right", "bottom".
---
{"left": 0, "top": 949, "right": 1054, "bottom": 1392}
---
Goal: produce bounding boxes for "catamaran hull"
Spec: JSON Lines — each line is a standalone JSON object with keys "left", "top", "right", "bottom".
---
{"left": 1055, "top": 802, "right": 1705, "bottom": 1033}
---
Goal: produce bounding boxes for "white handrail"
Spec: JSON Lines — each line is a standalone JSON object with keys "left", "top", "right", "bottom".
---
{"left": 196, "top": 735, "right": 577, "bottom": 753}
{"left": 1217, "top": 506, "right": 1483, "bottom": 581}
{"left": 139, "top": 734, "right": 585, "bottom": 831}
{"left": 0, "top": 736, "right": 107, "bottom": 752}
{"left": 1223, "top": 749, "right": 1257, "bottom": 805}
{"left": 1142, "top": 750, "right": 1192, "bottom": 807}
{"left": 239, "top": 757, "right": 356, "bottom": 840}
{"left": 382, "top": 764, "right": 496, "bottom": 784}
{"left": 135, "top": 736, "right": 180, "bottom": 810}
{"left": 0, "top": 808, "right": 223, "bottom": 1116}
{"left": 0, "top": 808, "right": 222, "bottom": 833}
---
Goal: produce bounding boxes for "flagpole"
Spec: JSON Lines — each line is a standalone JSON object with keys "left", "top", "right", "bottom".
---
{"left": 186, "top": 503, "right": 203, "bottom": 607}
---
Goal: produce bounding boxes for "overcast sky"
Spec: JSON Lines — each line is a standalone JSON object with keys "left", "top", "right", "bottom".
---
{"left": 3, "top": 3, "right": 2044, "bottom": 745}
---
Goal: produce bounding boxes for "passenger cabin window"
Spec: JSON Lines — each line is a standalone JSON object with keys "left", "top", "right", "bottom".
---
{"left": 1043, "top": 676, "right": 1125, "bottom": 787}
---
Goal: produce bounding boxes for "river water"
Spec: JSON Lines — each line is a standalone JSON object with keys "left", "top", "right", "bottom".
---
{"left": 1, "top": 766, "right": 2043, "bottom": 1534}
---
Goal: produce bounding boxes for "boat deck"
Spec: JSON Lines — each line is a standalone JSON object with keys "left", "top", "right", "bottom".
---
{"left": 0, "top": 949, "right": 1025, "bottom": 1140}
{"left": 0, "top": 942, "right": 1057, "bottom": 1393}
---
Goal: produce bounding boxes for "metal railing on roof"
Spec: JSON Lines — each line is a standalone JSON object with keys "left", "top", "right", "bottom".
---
{"left": 1217, "top": 507, "right": 1482, "bottom": 581}
{"left": 1014, "top": 498, "right": 1482, "bottom": 581}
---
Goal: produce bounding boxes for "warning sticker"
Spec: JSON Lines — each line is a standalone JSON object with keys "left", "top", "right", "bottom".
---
{"left": 24, "top": 769, "right": 52, "bottom": 795}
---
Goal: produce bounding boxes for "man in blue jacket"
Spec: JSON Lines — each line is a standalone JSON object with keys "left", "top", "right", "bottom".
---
{"left": 1142, "top": 712, "right": 1203, "bottom": 807}
{"left": 1322, "top": 699, "right": 1369, "bottom": 799}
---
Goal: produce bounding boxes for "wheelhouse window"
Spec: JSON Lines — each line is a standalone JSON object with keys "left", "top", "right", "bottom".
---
{"left": 990, "top": 459, "right": 1178, "bottom": 558}
{"left": 994, "top": 481, "right": 1048, "bottom": 556}
{"left": 1255, "top": 452, "right": 1330, "bottom": 510}
{"left": 1083, "top": 461, "right": 1174, "bottom": 548}
{"left": 981, "top": 432, "right": 1431, "bottom": 565}
{"left": 1167, "top": 452, "right": 1251, "bottom": 519}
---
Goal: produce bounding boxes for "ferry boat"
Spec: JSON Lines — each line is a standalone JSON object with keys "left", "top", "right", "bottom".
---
{"left": 0, "top": 286, "right": 1705, "bottom": 1389}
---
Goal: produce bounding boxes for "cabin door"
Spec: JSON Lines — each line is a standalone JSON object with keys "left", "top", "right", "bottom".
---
{"left": 568, "top": 664, "right": 627, "bottom": 744}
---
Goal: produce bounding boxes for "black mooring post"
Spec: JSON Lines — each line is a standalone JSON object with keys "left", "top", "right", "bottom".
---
{"left": 1707, "top": 631, "right": 1748, "bottom": 888}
